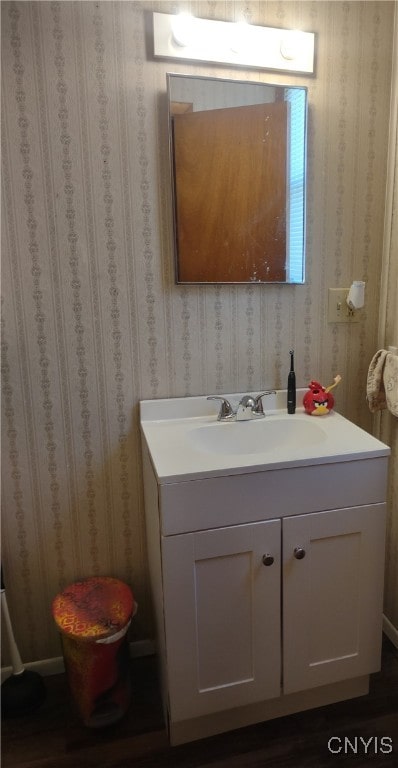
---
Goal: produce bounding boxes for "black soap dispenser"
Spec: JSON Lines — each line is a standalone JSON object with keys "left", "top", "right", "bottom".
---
{"left": 287, "top": 350, "right": 296, "bottom": 414}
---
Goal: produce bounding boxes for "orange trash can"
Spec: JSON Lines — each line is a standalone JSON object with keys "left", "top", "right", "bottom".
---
{"left": 52, "top": 576, "right": 136, "bottom": 727}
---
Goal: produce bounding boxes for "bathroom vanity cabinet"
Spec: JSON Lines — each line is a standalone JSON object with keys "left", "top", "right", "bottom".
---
{"left": 140, "top": 395, "right": 389, "bottom": 745}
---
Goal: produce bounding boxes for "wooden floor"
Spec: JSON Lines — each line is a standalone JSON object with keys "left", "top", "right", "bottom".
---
{"left": 2, "top": 637, "right": 398, "bottom": 768}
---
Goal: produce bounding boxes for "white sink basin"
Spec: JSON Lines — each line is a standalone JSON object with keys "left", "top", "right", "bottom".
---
{"left": 140, "top": 390, "right": 390, "bottom": 483}
{"left": 188, "top": 416, "right": 326, "bottom": 456}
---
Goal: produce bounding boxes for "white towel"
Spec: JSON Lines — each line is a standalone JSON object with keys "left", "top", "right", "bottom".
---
{"left": 367, "top": 349, "right": 398, "bottom": 417}
{"left": 384, "top": 352, "right": 398, "bottom": 417}
{"left": 367, "top": 349, "right": 388, "bottom": 412}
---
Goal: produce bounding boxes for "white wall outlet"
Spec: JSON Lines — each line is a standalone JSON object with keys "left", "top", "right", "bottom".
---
{"left": 328, "top": 288, "right": 360, "bottom": 323}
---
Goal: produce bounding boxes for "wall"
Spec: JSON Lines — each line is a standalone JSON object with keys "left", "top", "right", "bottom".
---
{"left": 1, "top": 0, "right": 395, "bottom": 664}
{"left": 377, "top": 5, "right": 398, "bottom": 642}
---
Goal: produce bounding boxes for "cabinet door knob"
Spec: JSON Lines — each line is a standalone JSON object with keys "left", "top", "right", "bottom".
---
{"left": 294, "top": 547, "right": 306, "bottom": 560}
{"left": 262, "top": 554, "right": 274, "bottom": 566}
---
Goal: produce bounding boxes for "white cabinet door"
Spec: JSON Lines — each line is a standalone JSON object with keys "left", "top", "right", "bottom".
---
{"left": 283, "top": 504, "right": 386, "bottom": 694}
{"left": 162, "top": 520, "right": 281, "bottom": 721}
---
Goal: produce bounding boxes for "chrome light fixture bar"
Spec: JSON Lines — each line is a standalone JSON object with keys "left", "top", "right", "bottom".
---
{"left": 152, "top": 12, "right": 315, "bottom": 75}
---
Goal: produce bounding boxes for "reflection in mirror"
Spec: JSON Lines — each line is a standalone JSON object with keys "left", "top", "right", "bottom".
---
{"left": 167, "top": 73, "right": 307, "bottom": 284}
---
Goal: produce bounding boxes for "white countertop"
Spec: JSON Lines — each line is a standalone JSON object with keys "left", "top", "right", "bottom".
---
{"left": 140, "top": 391, "right": 390, "bottom": 484}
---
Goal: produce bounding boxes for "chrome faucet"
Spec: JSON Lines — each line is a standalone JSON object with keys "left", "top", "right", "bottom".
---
{"left": 207, "top": 396, "right": 235, "bottom": 421}
{"left": 207, "top": 391, "right": 276, "bottom": 422}
{"left": 236, "top": 394, "right": 266, "bottom": 421}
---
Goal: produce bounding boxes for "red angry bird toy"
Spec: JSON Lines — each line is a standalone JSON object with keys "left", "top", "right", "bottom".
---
{"left": 303, "top": 375, "right": 342, "bottom": 416}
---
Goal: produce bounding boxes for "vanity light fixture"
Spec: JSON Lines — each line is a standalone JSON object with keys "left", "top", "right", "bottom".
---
{"left": 152, "top": 12, "right": 315, "bottom": 75}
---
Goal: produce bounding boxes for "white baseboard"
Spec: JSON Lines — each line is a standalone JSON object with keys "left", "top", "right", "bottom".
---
{"left": 383, "top": 614, "right": 398, "bottom": 649}
{"left": 1, "top": 638, "right": 156, "bottom": 683}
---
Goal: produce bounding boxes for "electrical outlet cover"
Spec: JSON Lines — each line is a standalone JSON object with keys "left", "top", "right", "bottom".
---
{"left": 328, "top": 288, "right": 360, "bottom": 323}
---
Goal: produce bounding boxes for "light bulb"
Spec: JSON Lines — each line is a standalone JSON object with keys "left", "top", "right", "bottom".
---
{"left": 171, "top": 13, "right": 195, "bottom": 47}
{"left": 280, "top": 31, "right": 305, "bottom": 61}
{"left": 230, "top": 21, "right": 250, "bottom": 54}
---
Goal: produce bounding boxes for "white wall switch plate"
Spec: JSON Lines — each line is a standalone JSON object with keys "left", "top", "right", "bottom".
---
{"left": 328, "top": 288, "right": 360, "bottom": 323}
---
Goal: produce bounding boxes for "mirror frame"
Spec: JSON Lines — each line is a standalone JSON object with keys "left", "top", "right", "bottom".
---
{"left": 167, "top": 72, "right": 308, "bottom": 286}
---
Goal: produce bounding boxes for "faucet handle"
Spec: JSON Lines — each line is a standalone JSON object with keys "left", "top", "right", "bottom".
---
{"left": 207, "top": 396, "right": 235, "bottom": 421}
{"left": 253, "top": 390, "right": 277, "bottom": 414}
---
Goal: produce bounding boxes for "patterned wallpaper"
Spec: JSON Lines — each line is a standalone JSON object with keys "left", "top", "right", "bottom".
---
{"left": 1, "top": 0, "right": 395, "bottom": 664}
{"left": 378, "top": 14, "right": 398, "bottom": 640}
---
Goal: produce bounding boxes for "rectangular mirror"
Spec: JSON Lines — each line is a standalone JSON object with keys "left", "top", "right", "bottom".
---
{"left": 167, "top": 73, "right": 308, "bottom": 284}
